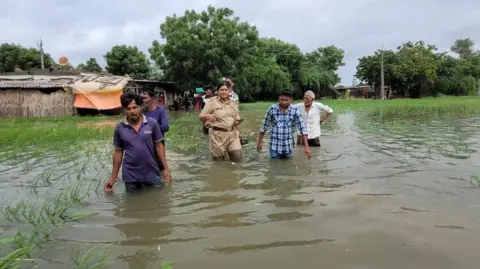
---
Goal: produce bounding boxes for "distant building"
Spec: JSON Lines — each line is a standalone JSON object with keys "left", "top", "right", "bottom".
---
{"left": 335, "top": 85, "right": 389, "bottom": 99}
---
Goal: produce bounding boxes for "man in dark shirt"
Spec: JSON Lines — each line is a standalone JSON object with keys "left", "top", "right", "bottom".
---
{"left": 140, "top": 89, "right": 169, "bottom": 171}
{"left": 139, "top": 89, "right": 170, "bottom": 142}
{"left": 104, "top": 93, "right": 172, "bottom": 193}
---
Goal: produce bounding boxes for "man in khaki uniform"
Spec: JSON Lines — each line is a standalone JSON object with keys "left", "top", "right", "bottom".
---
{"left": 199, "top": 81, "right": 243, "bottom": 162}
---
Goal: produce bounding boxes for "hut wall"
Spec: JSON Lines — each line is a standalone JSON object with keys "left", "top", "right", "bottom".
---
{"left": 0, "top": 89, "right": 75, "bottom": 117}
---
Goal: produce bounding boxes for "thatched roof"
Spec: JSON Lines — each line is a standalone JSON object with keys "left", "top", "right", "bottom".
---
{"left": 0, "top": 73, "right": 175, "bottom": 92}
{"left": 0, "top": 75, "right": 77, "bottom": 89}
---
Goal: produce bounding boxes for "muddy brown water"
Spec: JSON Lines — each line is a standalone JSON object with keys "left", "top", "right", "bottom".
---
{"left": 1, "top": 110, "right": 480, "bottom": 269}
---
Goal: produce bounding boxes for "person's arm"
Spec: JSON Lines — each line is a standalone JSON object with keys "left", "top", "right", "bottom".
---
{"left": 257, "top": 106, "right": 273, "bottom": 151}
{"left": 199, "top": 101, "right": 214, "bottom": 122}
{"left": 105, "top": 126, "right": 124, "bottom": 192}
{"left": 151, "top": 120, "right": 168, "bottom": 169}
{"left": 295, "top": 109, "right": 311, "bottom": 158}
{"left": 111, "top": 126, "right": 123, "bottom": 178}
{"left": 158, "top": 108, "right": 170, "bottom": 133}
{"left": 315, "top": 102, "right": 333, "bottom": 123}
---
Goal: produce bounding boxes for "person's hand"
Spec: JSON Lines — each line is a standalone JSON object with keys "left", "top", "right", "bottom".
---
{"left": 163, "top": 169, "right": 172, "bottom": 184}
{"left": 304, "top": 147, "right": 311, "bottom": 160}
{"left": 257, "top": 140, "right": 263, "bottom": 152}
{"left": 233, "top": 116, "right": 243, "bottom": 125}
{"left": 104, "top": 176, "right": 117, "bottom": 192}
{"left": 206, "top": 114, "right": 216, "bottom": 122}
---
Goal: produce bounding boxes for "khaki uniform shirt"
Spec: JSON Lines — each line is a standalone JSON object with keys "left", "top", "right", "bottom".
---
{"left": 199, "top": 98, "right": 239, "bottom": 130}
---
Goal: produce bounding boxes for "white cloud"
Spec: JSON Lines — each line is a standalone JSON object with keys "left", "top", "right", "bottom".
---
{"left": 1, "top": 0, "right": 480, "bottom": 84}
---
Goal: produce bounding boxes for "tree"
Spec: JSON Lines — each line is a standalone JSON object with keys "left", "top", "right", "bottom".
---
{"left": 76, "top": 57, "right": 102, "bottom": 73}
{"left": 0, "top": 43, "right": 54, "bottom": 72}
{"left": 104, "top": 45, "right": 150, "bottom": 78}
{"left": 299, "top": 45, "right": 345, "bottom": 96}
{"left": 55, "top": 63, "right": 75, "bottom": 71}
{"left": 451, "top": 38, "right": 475, "bottom": 60}
{"left": 149, "top": 5, "right": 259, "bottom": 89}
{"left": 236, "top": 56, "right": 292, "bottom": 101}
{"left": 257, "top": 38, "right": 304, "bottom": 87}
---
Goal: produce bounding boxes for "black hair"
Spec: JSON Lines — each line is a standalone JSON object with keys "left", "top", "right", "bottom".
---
{"left": 224, "top": 76, "right": 234, "bottom": 83}
{"left": 279, "top": 89, "right": 293, "bottom": 98}
{"left": 140, "top": 89, "right": 155, "bottom": 97}
{"left": 217, "top": 81, "right": 231, "bottom": 91}
{"left": 203, "top": 84, "right": 213, "bottom": 91}
{"left": 120, "top": 93, "right": 143, "bottom": 108}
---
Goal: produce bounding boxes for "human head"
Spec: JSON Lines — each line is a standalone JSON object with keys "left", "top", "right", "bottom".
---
{"left": 224, "top": 76, "right": 234, "bottom": 92}
{"left": 278, "top": 89, "right": 293, "bottom": 109}
{"left": 216, "top": 81, "right": 231, "bottom": 100}
{"left": 139, "top": 89, "right": 155, "bottom": 106}
{"left": 303, "top": 90, "right": 315, "bottom": 106}
{"left": 120, "top": 93, "right": 143, "bottom": 121}
{"left": 203, "top": 84, "right": 213, "bottom": 96}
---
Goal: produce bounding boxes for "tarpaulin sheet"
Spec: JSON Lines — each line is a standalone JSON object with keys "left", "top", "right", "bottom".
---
{"left": 66, "top": 73, "right": 130, "bottom": 94}
{"left": 74, "top": 91, "right": 123, "bottom": 110}
{"left": 66, "top": 73, "right": 130, "bottom": 110}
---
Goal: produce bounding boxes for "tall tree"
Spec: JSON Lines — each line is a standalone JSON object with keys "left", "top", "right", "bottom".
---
{"left": 149, "top": 5, "right": 259, "bottom": 89}
{"left": 0, "top": 43, "right": 54, "bottom": 72}
{"left": 76, "top": 57, "right": 102, "bottom": 73}
{"left": 257, "top": 38, "right": 304, "bottom": 86}
{"left": 104, "top": 45, "right": 150, "bottom": 78}
{"left": 451, "top": 38, "right": 475, "bottom": 60}
{"left": 300, "top": 45, "right": 345, "bottom": 95}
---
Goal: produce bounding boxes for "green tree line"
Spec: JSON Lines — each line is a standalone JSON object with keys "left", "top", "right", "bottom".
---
{"left": 1, "top": 5, "right": 479, "bottom": 100}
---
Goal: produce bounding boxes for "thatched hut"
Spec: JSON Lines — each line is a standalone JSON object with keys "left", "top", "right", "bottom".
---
{"left": 0, "top": 75, "right": 76, "bottom": 117}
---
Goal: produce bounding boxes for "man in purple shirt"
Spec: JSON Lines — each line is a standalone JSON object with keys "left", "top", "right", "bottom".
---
{"left": 104, "top": 93, "right": 172, "bottom": 193}
{"left": 139, "top": 89, "right": 170, "bottom": 144}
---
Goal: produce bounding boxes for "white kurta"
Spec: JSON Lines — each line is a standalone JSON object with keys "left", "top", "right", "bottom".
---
{"left": 293, "top": 102, "right": 333, "bottom": 139}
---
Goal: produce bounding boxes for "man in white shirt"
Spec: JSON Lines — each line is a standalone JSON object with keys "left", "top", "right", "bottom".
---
{"left": 293, "top": 90, "right": 333, "bottom": 147}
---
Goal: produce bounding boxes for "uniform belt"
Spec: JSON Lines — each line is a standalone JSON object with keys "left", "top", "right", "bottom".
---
{"left": 212, "top": 126, "right": 235, "bottom": 132}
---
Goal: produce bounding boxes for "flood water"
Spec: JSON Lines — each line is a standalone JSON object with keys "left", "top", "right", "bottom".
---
{"left": 2, "top": 109, "right": 480, "bottom": 269}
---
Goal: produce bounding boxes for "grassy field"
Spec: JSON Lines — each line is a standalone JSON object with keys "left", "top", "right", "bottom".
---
{"left": 240, "top": 96, "right": 480, "bottom": 112}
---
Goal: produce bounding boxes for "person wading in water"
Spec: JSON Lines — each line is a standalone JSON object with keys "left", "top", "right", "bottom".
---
{"left": 139, "top": 89, "right": 170, "bottom": 171}
{"left": 224, "top": 76, "right": 248, "bottom": 146}
{"left": 199, "top": 81, "right": 243, "bottom": 162}
{"left": 104, "top": 93, "right": 172, "bottom": 193}
{"left": 201, "top": 85, "right": 215, "bottom": 135}
{"left": 292, "top": 90, "right": 333, "bottom": 147}
{"left": 257, "top": 89, "right": 311, "bottom": 160}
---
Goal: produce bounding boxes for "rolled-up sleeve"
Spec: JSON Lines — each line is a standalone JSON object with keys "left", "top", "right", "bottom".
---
{"left": 316, "top": 102, "right": 333, "bottom": 113}
{"left": 259, "top": 106, "right": 273, "bottom": 133}
{"left": 113, "top": 125, "right": 124, "bottom": 149}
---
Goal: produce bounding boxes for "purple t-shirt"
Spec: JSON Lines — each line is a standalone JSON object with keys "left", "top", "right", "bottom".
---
{"left": 113, "top": 115, "right": 163, "bottom": 183}
{"left": 143, "top": 106, "right": 169, "bottom": 136}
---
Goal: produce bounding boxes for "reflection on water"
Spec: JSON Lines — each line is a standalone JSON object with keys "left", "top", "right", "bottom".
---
{"left": 1, "top": 110, "right": 480, "bottom": 269}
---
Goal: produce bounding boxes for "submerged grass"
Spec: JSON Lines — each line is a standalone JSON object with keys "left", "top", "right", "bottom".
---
{"left": 0, "top": 181, "right": 111, "bottom": 268}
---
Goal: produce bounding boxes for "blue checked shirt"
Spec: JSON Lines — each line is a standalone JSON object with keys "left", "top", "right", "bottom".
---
{"left": 260, "top": 104, "right": 308, "bottom": 154}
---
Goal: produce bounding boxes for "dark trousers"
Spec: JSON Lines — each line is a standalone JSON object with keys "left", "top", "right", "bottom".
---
{"left": 124, "top": 176, "right": 163, "bottom": 193}
{"left": 297, "top": 136, "right": 321, "bottom": 147}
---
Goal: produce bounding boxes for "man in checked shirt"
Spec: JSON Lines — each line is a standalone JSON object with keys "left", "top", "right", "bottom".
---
{"left": 257, "top": 89, "right": 312, "bottom": 160}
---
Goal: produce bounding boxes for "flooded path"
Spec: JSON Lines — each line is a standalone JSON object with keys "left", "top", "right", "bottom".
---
{"left": 2, "top": 110, "right": 480, "bottom": 268}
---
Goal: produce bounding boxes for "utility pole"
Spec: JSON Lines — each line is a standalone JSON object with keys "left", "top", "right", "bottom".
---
{"left": 37, "top": 39, "right": 45, "bottom": 69}
{"left": 380, "top": 44, "right": 385, "bottom": 99}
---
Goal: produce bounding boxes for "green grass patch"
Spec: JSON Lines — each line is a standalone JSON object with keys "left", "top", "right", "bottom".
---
{"left": 240, "top": 96, "right": 480, "bottom": 113}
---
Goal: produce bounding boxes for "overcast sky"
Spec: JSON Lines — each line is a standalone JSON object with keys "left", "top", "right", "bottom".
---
{"left": 1, "top": 0, "right": 479, "bottom": 84}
